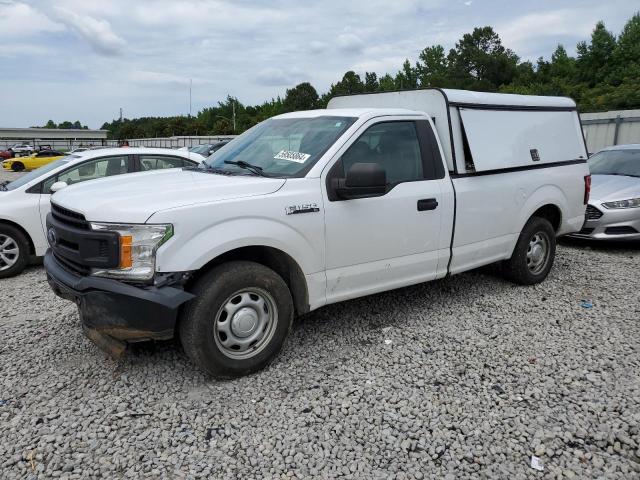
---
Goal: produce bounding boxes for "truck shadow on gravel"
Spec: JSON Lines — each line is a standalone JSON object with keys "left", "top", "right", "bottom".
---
{"left": 125, "top": 266, "right": 515, "bottom": 380}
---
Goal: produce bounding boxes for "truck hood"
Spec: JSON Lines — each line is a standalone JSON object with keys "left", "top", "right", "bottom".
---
{"left": 51, "top": 168, "right": 286, "bottom": 223}
{"left": 590, "top": 174, "right": 640, "bottom": 203}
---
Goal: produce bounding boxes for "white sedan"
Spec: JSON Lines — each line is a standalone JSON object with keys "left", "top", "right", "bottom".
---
{"left": 0, "top": 147, "right": 202, "bottom": 278}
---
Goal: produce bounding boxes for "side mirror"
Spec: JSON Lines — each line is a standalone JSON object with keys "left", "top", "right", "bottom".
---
{"left": 50, "top": 181, "right": 68, "bottom": 193}
{"left": 335, "top": 162, "right": 387, "bottom": 200}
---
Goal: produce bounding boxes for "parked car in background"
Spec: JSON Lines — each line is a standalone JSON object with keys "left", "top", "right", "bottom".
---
{"left": 8, "top": 143, "right": 34, "bottom": 156}
{"left": 0, "top": 148, "right": 202, "bottom": 278}
{"left": 43, "top": 89, "right": 589, "bottom": 377}
{"left": 2, "top": 150, "right": 66, "bottom": 172}
{"left": 572, "top": 144, "right": 640, "bottom": 241}
{"left": 189, "top": 141, "right": 230, "bottom": 157}
{"left": 0, "top": 149, "right": 13, "bottom": 160}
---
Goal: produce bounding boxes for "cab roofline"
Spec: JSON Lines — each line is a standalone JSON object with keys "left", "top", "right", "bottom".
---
{"left": 274, "top": 108, "right": 426, "bottom": 120}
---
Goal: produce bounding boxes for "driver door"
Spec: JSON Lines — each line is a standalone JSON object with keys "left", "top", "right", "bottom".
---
{"left": 37, "top": 155, "right": 132, "bottom": 241}
{"left": 322, "top": 118, "right": 450, "bottom": 303}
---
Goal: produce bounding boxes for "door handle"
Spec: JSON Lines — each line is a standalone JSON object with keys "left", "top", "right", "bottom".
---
{"left": 417, "top": 198, "right": 438, "bottom": 211}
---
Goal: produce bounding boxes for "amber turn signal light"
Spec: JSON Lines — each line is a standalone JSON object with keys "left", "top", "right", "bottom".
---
{"left": 119, "top": 235, "right": 133, "bottom": 268}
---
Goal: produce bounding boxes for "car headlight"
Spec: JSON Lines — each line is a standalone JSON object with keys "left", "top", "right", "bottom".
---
{"left": 89, "top": 223, "right": 173, "bottom": 281}
{"left": 602, "top": 198, "right": 640, "bottom": 209}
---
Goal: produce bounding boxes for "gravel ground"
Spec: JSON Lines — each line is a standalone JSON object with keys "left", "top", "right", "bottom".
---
{"left": 1, "top": 167, "right": 639, "bottom": 479}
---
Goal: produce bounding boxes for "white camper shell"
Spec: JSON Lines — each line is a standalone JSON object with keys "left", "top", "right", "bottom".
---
{"left": 327, "top": 88, "right": 588, "bottom": 174}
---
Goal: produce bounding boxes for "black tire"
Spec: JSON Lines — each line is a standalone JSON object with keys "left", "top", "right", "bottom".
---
{"left": 0, "top": 224, "right": 29, "bottom": 279}
{"left": 502, "top": 216, "right": 556, "bottom": 285}
{"left": 179, "top": 261, "right": 294, "bottom": 378}
{"left": 11, "top": 162, "right": 24, "bottom": 172}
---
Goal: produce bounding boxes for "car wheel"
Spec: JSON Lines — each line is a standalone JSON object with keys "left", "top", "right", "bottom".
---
{"left": 502, "top": 216, "right": 556, "bottom": 285}
{"left": 179, "top": 260, "right": 294, "bottom": 378}
{"left": 0, "top": 225, "right": 29, "bottom": 279}
{"left": 11, "top": 162, "right": 25, "bottom": 172}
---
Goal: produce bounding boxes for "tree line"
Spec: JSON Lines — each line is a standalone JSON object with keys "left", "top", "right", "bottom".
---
{"left": 101, "top": 13, "right": 640, "bottom": 140}
{"left": 32, "top": 120, "right": 89, "bottom": 130}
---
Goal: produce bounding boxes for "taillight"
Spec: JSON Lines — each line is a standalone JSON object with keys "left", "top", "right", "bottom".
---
{"left": 584, "top": 175, "right": 591, "bottom": 205}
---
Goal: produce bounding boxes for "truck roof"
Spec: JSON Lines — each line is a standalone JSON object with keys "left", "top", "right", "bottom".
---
{"left": 275, "top": 108, "right": 424, "bottom": 120}
{"left": 439, "top": 88, "right": 576, "bottom": 109}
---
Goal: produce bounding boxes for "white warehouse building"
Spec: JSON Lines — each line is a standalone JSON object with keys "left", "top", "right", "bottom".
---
{"left": 0, "top": 127, "right": 108, "bottom": 151}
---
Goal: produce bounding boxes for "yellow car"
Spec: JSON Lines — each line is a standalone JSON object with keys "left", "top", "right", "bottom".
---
{"left": 2, "top": 150, "right": 67, "bottom": 172}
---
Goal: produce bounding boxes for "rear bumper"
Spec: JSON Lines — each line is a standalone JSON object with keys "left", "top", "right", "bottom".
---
{"left": 44, "top": 250, "right": 194, "bottom": 351}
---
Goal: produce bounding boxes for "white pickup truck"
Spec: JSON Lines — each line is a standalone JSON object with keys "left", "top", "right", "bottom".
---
{"left": 44, "top": 89, "right": 590, "bottom": 377}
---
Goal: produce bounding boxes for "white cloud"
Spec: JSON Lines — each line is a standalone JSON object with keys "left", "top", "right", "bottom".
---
{"left": 2, "top": 0, "right": 639, "bottom": 128}
{"left": 53, "top": 7, "right": 126, "bottom": 55}
{"left": 0, "top": 1, "right": 64, "bottom": 36}
{"left": 337, "top": 33, "right": 365, "bottom": 53}
{"left": 255, "top": 67, "right": 308, "bottom": 87}
{"left": 128, "top": 70, "right": 205, "bottom": 87}
{"left": 309, "top": 41, "right": 327, "bottom": 54}
{"left": 496, "top": 9, "right": 598, "bottom": 56}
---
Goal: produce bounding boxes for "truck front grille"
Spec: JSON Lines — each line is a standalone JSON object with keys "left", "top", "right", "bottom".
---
{"left": 51, "top": 204, "right": 89, "bottom": 230}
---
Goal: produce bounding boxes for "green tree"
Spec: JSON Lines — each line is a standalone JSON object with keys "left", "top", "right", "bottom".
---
{"left": 283, "top": 82, "right": 319, "bottom": 112}
{"left": 610, "top": 13, "right": 640, "bottom": 84}
{"left": 576, "top": 21, "right": 617, "bottom": 86}
{"left": 447, "top": 26, "right": 519, "bottom": 90}
{"left": 394, "top": 59, "right": 418, "bottom": 89}
{"left": 378, "top": 74, "right": 396, "bottom": 92}
{"left": 416, "top": 45, "right": 448, "bottom": 87}
{"left": 364, "top": 72, "right": 379, "bottom": 92}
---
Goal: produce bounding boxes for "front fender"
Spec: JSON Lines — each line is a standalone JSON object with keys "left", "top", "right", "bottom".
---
{"left": 155, "top": 216, "right": 324, "bottom": 275}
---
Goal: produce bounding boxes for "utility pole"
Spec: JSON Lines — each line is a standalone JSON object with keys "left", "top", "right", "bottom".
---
{"left": 232, "top": 99, "right": 236, "bottom": 133}
{"left": 189, "top": 79, "right": 192, "bottom": 117}
{"left": 119, "top": 107, "right": 123, "bottom": 122}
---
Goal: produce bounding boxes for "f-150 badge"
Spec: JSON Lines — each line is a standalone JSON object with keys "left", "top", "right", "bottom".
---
{"left": 285, "top": 203, "right": 320, "bottom": 215}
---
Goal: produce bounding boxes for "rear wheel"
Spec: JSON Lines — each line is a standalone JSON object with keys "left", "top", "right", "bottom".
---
{"left": 179, "top": 261, "right": 294, "bottom": 378}
{"left": 11, "top": 162, "right": 24, "bottom": 172}
{"left": 0, "top": 225, "right": 29, "bottom": 279}
{"left": 502, "top": 216, "right": 556, "bottom": 285}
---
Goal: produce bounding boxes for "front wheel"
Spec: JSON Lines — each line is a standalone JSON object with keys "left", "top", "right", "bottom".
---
{"left": 179, "top": 261, "right": 294, "bottom": 378}
{"left": 502, "top": 216, "right": 556, "bottom": 285}
{"left": 11, "top": 162, "right": 25, "bottom": 172}
{"left": 0, "top": 225, "right": 29, "bottom": 279}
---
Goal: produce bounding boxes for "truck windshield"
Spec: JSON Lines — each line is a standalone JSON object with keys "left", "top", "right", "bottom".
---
{"left": 589, "top": 149, "right": 640, "bottom": 177}
{"left": 204, "top": 116, "right": 356, "bottom": 177}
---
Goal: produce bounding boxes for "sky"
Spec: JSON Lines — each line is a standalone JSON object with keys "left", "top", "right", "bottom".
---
{"left": 0, "top": 0, "right": 638, "bottom": 129}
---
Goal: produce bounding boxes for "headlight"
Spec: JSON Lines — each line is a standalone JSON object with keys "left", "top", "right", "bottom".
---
{"left": 89, "top": 223, "right": 173, "bottom": 281}
{"left": 602, "top": 198, "right": 640, "bottom": 209}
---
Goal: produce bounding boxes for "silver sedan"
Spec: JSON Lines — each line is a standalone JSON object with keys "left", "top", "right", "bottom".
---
{"left": 572, "top": 144, "right": 640, "bottom": 241}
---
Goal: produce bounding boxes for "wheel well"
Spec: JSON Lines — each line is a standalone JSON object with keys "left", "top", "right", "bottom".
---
{"left": 532, "top": 204, "right": 561, "bottom": 232}
{"left": 189, "top": 246, "right": 309, "bottom": 315}
{"left": 0, "top": 220, "right": 35, "bottom": 255}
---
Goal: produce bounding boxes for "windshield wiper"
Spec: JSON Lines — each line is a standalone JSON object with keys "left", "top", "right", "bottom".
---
{"left": 184, "top": 165, "right": 234, "bottom": 176}
{"left": 224, "top": 160, "right": 268, "bottom": 177}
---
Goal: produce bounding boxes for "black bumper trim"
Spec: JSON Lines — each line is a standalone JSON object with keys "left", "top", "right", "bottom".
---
{"left": 44, "top": 250, "right": 194, "bottom": 343}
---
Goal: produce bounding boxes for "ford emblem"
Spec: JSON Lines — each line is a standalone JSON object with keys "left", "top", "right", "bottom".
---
{"left": 47, "top": 228, "right": 57, "bottom": 246}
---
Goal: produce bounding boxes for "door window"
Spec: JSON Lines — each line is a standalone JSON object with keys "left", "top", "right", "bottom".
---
{"left": 42, "top": 155, "right": 129, "bottom": 193}
{"left": 340, "top": 122, "right": 424, "bottom": 184}
{"left": 139, "top": 155, "right": 187, "bottom": 171}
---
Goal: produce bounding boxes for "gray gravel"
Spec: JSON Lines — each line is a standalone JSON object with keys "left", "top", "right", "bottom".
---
{"left": 1, "top": 165, "right": 639, "bottom": 479}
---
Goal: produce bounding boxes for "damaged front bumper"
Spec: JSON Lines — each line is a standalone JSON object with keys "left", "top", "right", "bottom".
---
{"left": 44, "top": 250, "right": 194, "bottom": 357}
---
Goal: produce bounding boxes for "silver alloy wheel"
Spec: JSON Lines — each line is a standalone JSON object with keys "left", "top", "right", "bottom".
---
{"left": 213, "top": 288, "right": 278, "bottom": 359}
{"left": 526, "top": 231, "right": 550, "bottom": 275}
{"left": 0, "top": 234, "right": 19, "bottom": 271}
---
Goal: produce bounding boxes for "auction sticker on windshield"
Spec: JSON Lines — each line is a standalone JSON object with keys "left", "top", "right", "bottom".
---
{"left": 274, "top": 150, "right": 310, "bottom": 163}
